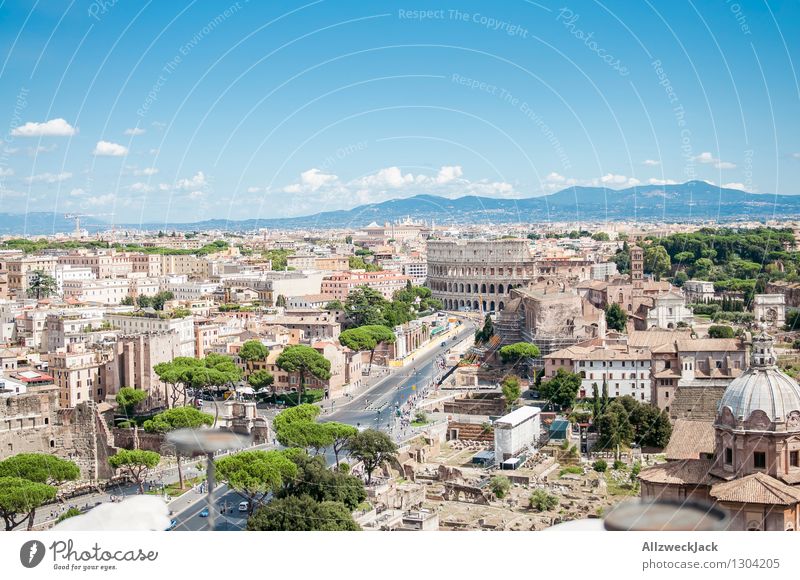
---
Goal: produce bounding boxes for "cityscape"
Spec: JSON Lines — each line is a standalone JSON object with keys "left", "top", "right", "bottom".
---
{"left": 0, "top": 0, "right": 799, "bottom": 542}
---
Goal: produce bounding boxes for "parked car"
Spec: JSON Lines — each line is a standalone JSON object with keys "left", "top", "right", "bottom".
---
{"left": 166, "top": 519, "right": 177, "bottom": 530}
{"left": 238, "top": 501, "right": 249, "bottom": 512}
{"left": 199, "top": 508, "right": 209, "bottom": 517}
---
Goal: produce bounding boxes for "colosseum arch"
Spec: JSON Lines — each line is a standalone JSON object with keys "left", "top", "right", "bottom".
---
{"left": 499, "top": 301, "right": 505, "bottom": 311}
{"left": 473, "top": 300, "right": 479, "bottom": 310}
{"left": 498, "top": 284, "right": 504, "bottom": 294}
{"left": 489, "top": 284, "right": 495, "bottom": 294}
{"left": 460, "top": 283, "right": 464, "bottom": 292}
{"left": 481, "top": 283, "right": 487, "bottom": 293}
{"left": 490, "top": 301, "right": 496, "bottom": 311}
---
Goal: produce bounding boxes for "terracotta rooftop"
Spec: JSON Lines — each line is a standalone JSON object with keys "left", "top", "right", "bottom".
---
{"left": 638, "top": 458, "right": 716, "bottom": 486}
{"left": 663, "top": 419, "right": 715, "bottom": 460}
{"left": 709, "top": 472, "right": 800, "bottom": 506}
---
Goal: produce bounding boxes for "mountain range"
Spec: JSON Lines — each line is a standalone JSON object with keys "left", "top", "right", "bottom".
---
{"left": 1, "top": 181, "right": 798, "bottom": 235}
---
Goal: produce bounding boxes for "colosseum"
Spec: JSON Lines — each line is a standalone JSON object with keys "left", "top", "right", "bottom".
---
{"left": 426, "top": 239, "right": 539, "bottom": 312}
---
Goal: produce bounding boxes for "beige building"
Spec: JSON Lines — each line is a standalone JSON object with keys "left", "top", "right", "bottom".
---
{"left": 5, "top": 255, "right": 57, "bottom": 294}
{"left": 104, "top": 312, "right": 196, "bottom": 358}
{"left": 107, "top": 333, "right": 182, "bottom": 409}
{"left": 63, "top": 278, "right": 130, "bottom": 304}
{"left": 58, "top": 250, "right": 133, "bottom": 279}
{"left": 51, "top": 343, "right": 113, "bottom": 408}
{"left": 321, "top": 270, "right": 411, "bottom": 301}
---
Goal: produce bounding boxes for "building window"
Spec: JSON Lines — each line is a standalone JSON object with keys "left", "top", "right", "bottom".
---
{"left": 724, "top": 447, "right": 732, "bottom": 465}
{"left": 753, "top": 452, "right": 766, "bottom": 469}
{"left": 791, "top": 451, "right": 799, "bottom": 467}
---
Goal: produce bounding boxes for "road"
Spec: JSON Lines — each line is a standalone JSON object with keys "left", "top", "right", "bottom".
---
{"left": 320, "top": 318, "right": 476, "bottom": 432}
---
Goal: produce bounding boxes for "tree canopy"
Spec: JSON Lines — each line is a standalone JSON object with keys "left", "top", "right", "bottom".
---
{"left": 108, "top": 450, "right": 161, "bottom": 493}
{"left": 346, "top": 429, "right": 397, "bottom": 484}
{"left": 239, "top": 340, "right": 269, "bottom": 363}
{"left": 501, "top": 375, "right": 521, "bottom": 410}
{"left": 246, "top": 494, "right": 360, "bottom": 531}
{"left": 605, "top": 303, "right": 627, "bottom": 333}
{"left": 540, "top": 368, "right": 582, "bottom": 410}
{"left": 275, "top": 345, "right": 331, "bottom": 404}
{"left": 0, "top": 453, "right": 80, "bottom": 486}
{"left": 26, "top": 270, "right": 57, "bottom": 299}
{"left": 498, "top": 342, "right": 540, "bottom": 363}
{"left": 339, "top": 325, "right": 396, "bottom": 372}
{"left": 115, "top": 387, "right": 147, "bottom": 417}
{"left": 0, "top": 476, "right": 57, "bottom": 531}
{"left": 215, "top": 450, "right": 298, "bottom": 515}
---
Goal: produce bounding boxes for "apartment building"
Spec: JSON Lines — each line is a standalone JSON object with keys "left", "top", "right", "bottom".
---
{"left": 320, "top": 270, "right": 411, "bottom": 301}
{"left": 58, "top": 251, "right": 133, "bottom": 279}
{"left": 5, "top": 255, "right": 57, "bottom": 294}
{"left": 63, "top": 278, "right": 130, "bottom": 305}
{"left": 51, "top": 343, "right": 113, "bottom": 408}
{"left": 104, "top": 312, "right": 196, "bottom": 357}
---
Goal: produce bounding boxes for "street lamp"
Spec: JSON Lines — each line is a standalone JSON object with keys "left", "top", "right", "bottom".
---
{"left": 167, "top": 428, "right": 252, "bottom": 531}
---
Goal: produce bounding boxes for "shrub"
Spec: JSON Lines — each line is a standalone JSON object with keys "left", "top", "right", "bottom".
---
{"left": 529, "top": 489, "right": 559, "bottom": 512}
{"left": 613, "top": 459, "right": 626, "bottom": 471}
{"left": 559, "top": 466, "right": 582, "bottom": 477}
{"left": 489, "top": 475, "right": 511, "bottom": 499}
{"left": 592, "top": 459, "right": 608, "bottom": 472}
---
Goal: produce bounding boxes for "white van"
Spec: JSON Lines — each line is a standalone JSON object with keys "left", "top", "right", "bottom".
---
{"left": 238, "top": 501, "right": 249, "bottom": 512}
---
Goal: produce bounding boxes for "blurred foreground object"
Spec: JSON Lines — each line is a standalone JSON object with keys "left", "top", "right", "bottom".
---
{"left": 547, "top": 499, "right": 730, "bottom": 531}
{"left": 167, "top": 429, "right": 252, "bottom": 531}
{"left": 51, "top": 496, "right": 170, "bottom": 531}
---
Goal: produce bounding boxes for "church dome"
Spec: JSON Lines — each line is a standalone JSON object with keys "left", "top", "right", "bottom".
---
{"left": 716, "top": 332, "right": 800, "bottom": 431}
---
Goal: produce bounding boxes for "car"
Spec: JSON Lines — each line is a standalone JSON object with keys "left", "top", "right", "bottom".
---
{"left": 199, "top": 507, "right": 209, "bottom": 517}
{"left": 238, "top": 501, "right": 249, "bottom": 512}
{"left": 166, "top": 519, "right": 177, "bottom": 530}
{"left": 440, "top": 341, "right": 447, "bottom": 347}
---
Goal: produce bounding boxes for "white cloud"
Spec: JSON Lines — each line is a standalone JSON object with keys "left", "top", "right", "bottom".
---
{"left": 176, "top": 171, "right": 207, "bottom": 190}
{"left": 151, "top": 122, "right": 166, "bottom": 131}
{"left": 128, "top": 182, "right": 155, "bottom": 193}
{"left": 435, "top": 165, "right": 463, "bottom": 184}
{"left": 642, "top": 159, "right": 660, "bottom": 166}
{"left": 695, "top": 151, "right": 736, "bottom": 169}
{"left": 0, "top": 168, "right": 13, "bottom": 177}
{"left": 134, "top": 167, "right": 158, "bottom": 176}
{"left": 93, "top": 140, "right": 128, "bottom": 157}
{"left": 722, "top": 182, "right": 747, "bottom": 191}
{"left": 648, "top": 178, "right": 677, "bottom": 185}
{"left": 246, "top": 186, "right": 262, "bottom": 193}
{"left": 24, "top": 171, "right": 72, "bottom": 184}
{"left": 149, "top": 148, "right": 160, "bottom": 155}
{"left": 69, "top": 188, "right": 86, "bottom": 197}
{"left": 354, "top": 166, "right": 415, "bottom": 189}
{"left": 124, "top": 128, "right": 145, "bottom": 136}
{"left": 87, "top": 194, "right": 115, "bottom": 206}
{"left": 283, "top": 168, "right": 338, "bottom": 193}
{"left": 12, "top": 118, "right": 77, "bottom": 137}
{"left": 187, "top": 190, "right": 204, "bottom": 200}
{"left": 595, "top": 174, "right": 641, "bottom": 187}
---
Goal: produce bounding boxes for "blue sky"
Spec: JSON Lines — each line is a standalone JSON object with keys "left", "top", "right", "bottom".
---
{"left": 0, "top": 0, "right": 798, "bottom": 224}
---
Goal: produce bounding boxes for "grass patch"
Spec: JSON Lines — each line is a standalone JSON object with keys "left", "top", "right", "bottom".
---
{"left": 559, "top": 466, "right": 583, "bottom": 477}
{"left": 145, "top": 475, "right": 205, "bottom": 498}
{"left": 410, "top": 420, "right": 428, "bottom": 427}
{"left": 604, "top": 472, "right": 639, "bottom": 497}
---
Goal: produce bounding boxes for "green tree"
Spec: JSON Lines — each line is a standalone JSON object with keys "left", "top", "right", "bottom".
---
{"left": 591, "top": 232, "right": 610, "bottom": 241}
{"left": 143, "top": 406, "right": 214, "bottom": 489}
{"left": 115, "top": 387, "right": 147, "bottom": 417}
{"left": 276, "top": 345, "right": 332, "bottom": 405}
{"left": 26, "top": 270, "right": 57, "bottom": 299}
{"left": 595, "top": 401, "right": 634, "bottom": 458}
{"left": 475, "top": 314, "right": 494, "bottom": 343}
{"left": 346, "top": 429, "right": 397, "bottom": 484}
{"left": 150, "top": 290, "right": 174, "bottom": 311}
{"left": 324, "top": 300, "right": 345, "bottom": 311}
{"left": 108, "top": 450, "right": 161, "bottom": 494}
{"left": 239, "top": 340, "right": 269, "bottom": 366}
{"left": 591, "top": 383, "right": 601, "bottom": 420}
{"left": 278, "top": 450, "right": 365, "bottom": 509}
{"left": 246, "top": 494, "right": 360, "bottom": 531}
{"left": 339, "top": 325, "right": 396, "bottom": 373}
{"left": 708, "top": 325, "right": 735, "bottom": 338}
{"left": 275, "top": 294, "right": 287, "bottom": 307}
{"left": 248, "top": 369, "right": 274, "bottom": 392}
{"left": 0, "top": 477, "right": 56, "bottom": 531}
{"left": 540, "top": 368, "right": 582, "bottom": 410}
{"left": 501, "top": 375, "right": 521, "bottom": 410}
{"left": 489, "top": 475, "right": 511, "bottom": 499}
{"left": 498, "top": 342, "right": 540, "bottom": 364}
{"left": 56, "top": 507, "right": 82, "bottom": 523}
{"left": 121, "top": 296, "right": 135, "bottom": 306}
{"left": 344, "top": 286, "right": 390, "bottom": 327}
{"left": 321, "top": 422, "right": 358, "bottom": 467}
{"left": 605, "top": 303, "right": 627, "bottom": 332}
{"left": 215, "top": 450, "right": 298, "bottom": 515}
{"left": 601, "top": 379, "right": 609, "bottom": 410}
{"left": 593, "top": 459, "right": 608, "bottom": 472}
{"left": 673, "top": 270, "right": 689, "bottom": 287}
{"left": 529, "top": 489, "right": 559, "bottom": 511}
{"left": 0, "top": 453, "right": 79, "bottom": 486}
{"left": 644, "top": 245, "right": 672, "bottom": 280}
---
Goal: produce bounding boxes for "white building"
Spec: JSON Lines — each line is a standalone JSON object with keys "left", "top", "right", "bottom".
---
{"left": 165, "top": 280, "right": 220, "bottom": 301}
{"left": 401, "top": 261, "right": 428, "bottom": 285}
{"left": 645, "top": 291, "right": 693, "bottom": 330}
{"left": 568, "top": 347, "right": 652, "bottom": 402}
{"left": 683, "top": 280, "right": 716, "bottom": 303}
{"left": 493, "top": 406, "right": 541, "bottom": 465}
{"left": 104, "top": 312, "right": 196, "bottom": 357}
{"left": 63, "top": 278, "right": 130, "bottom": 305}
{"left": 54, "top": 265, "right": 95, "bottom": 296}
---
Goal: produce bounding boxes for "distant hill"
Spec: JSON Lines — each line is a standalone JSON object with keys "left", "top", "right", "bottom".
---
{"left": 1, "top": 181, "right": 798, "bottom": 235}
